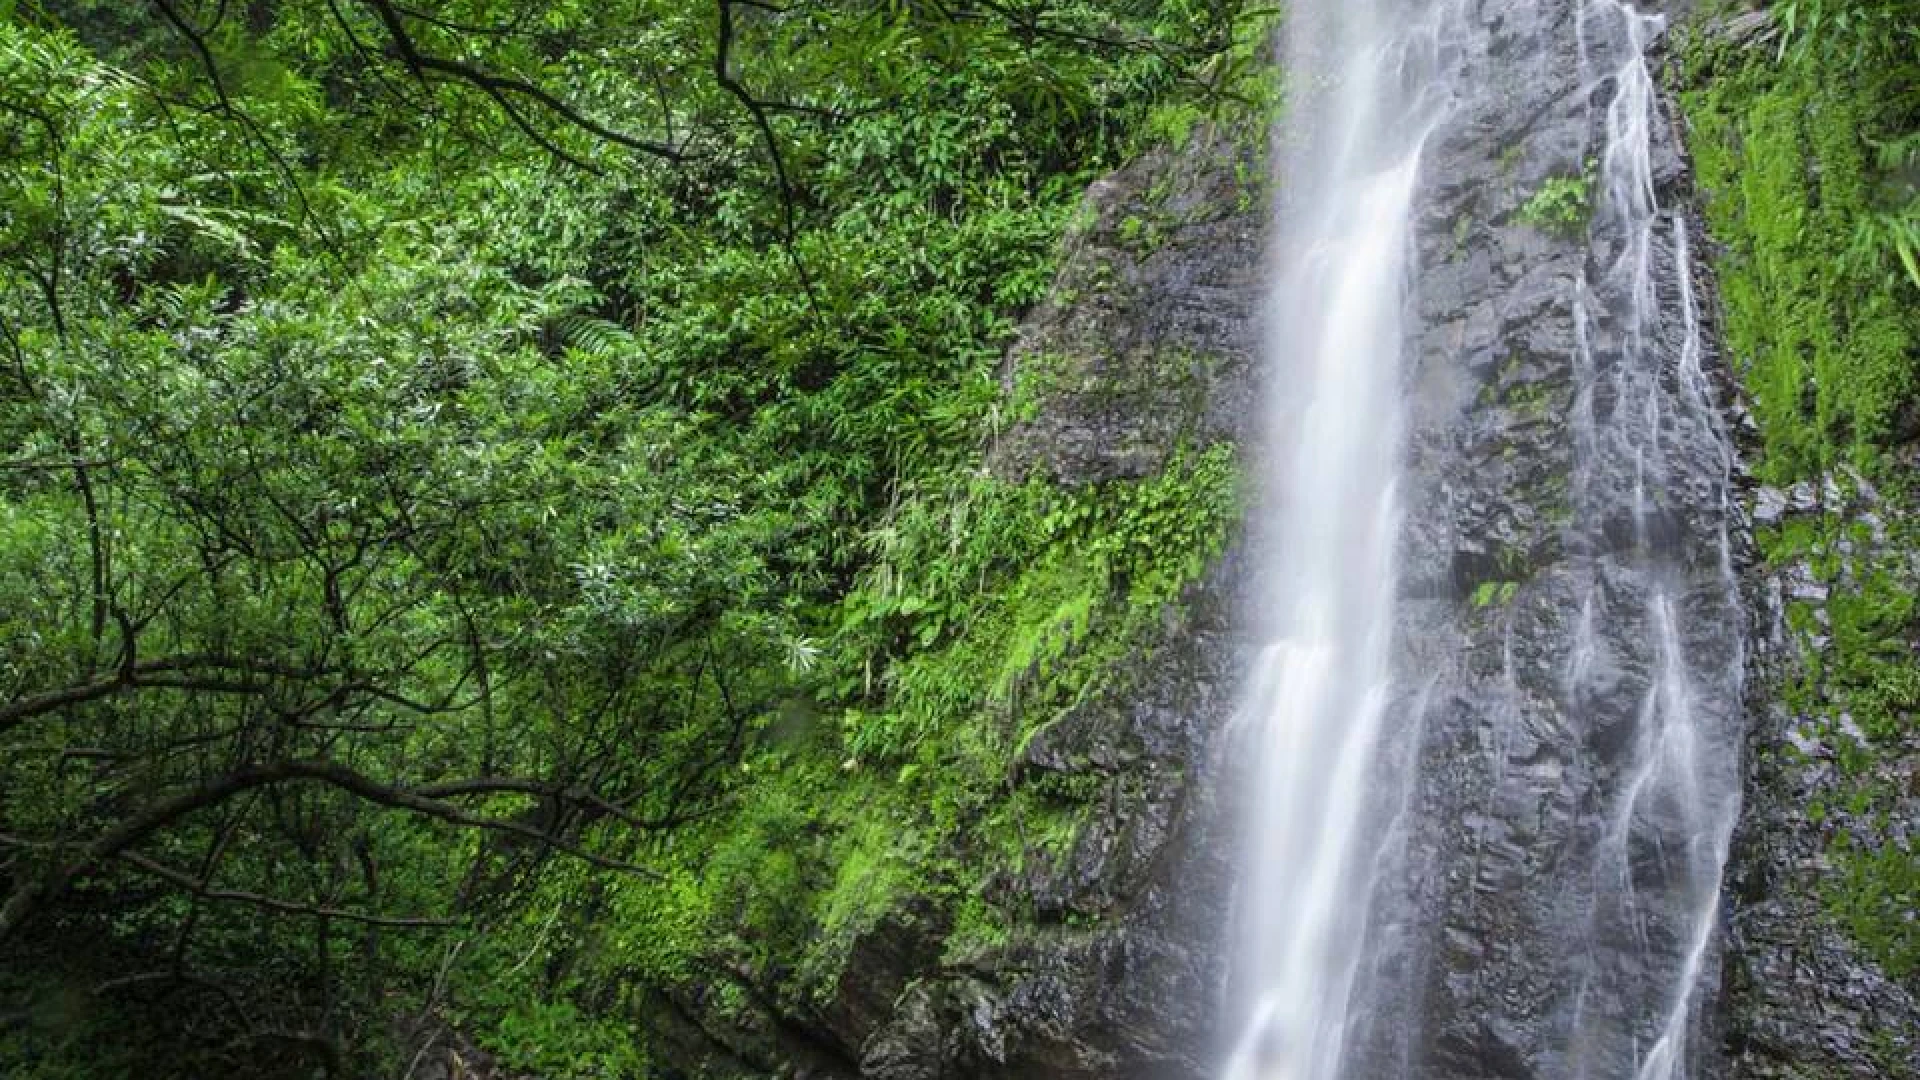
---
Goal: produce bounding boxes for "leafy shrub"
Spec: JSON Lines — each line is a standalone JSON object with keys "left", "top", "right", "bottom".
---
{"left": 1516, "top": 171, "right": 1592, "bottom": 236}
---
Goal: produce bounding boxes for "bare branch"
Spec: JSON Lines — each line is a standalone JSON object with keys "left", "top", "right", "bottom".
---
{"left": 116, "top": 850, "right": 459, "bottom": 929}
{"left": 1, "top": 758, "right": 660, "bottom": 940}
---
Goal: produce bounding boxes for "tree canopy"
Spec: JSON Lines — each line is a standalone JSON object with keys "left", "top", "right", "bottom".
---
{"left": 0, "top": 1, "right": 1269, "bottom": 1074}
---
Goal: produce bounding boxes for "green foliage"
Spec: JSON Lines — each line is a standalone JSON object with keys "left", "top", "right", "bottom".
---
{"left": 1685, "top": 2, "right": 1918, "bottom": 980}
{"left": 1137, "top": 0, "right": 1283, "bottom": 156}
{"left": 1516, "top": 170, "right": 1593, "bottom": 237}
{"left": 554, "top": 441, "right": 1241, "bottom": 1021}
{"left": 0, "top": 3, "right": 1268, "bottom": 1075}
{"left": 1774, "top": 0, "right": 1920, "bottom": 65}
{"left": 1827, "top": 803, "right": 1920, "bottom": 980}
{"left": 485, "top": 998, "right": 649, "bottom": 1080}
{"left": 839, "top": 443, "right": 1240, "bottom": 763}
{"left": 1470, "top": 580, "right": 1520, "bottom": 609}
{"left": 1685, "top": 3, "right": 1920, "bottom": 478}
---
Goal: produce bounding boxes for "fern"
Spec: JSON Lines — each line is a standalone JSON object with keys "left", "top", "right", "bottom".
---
{"left": 551, "top": 313, "right": 638, "bottom": 358}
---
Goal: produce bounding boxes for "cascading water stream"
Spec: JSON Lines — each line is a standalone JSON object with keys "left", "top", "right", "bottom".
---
{"left": 1563, "top": 5, "right": 1745, "bottom": 1079}
{"left": 1223, "top": 2, "right": 1452, "bottom": 1077}
{"left": 1223, "top": 2, "right": 1746, "bottom": 1079}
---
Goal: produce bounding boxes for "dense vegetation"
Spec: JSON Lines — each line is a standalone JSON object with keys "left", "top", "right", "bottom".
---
{"left": 1684, "top": 0, "right": 1920, "bottom": 980}
{"left": 0, "top": 1, "right": 1265, "bottom": 1074}
{"left": 4, "top": 0, "right": 1912, "bottom": 1075}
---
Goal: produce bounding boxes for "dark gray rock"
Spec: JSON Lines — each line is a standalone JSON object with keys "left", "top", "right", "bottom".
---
{"left": 641, "top": 4, "right": 1917, "bottom": 1079}
{"left": 986, "top": 125, "right": 1264, "bottom": 488}
{"left": 1722, "top": 472, "right": 1920, "bottom": 1080}
{"left": 1345, "top": 4, "right": 1753, "bottom": 1080}
{"left": 860, "top": 551, "right": 1250, "bottom": 1080}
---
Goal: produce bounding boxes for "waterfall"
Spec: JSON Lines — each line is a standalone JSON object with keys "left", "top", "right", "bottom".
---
{"left": 1563, "top": 5, "right": 1745, "bottom": 1079}
{"left": 1223, "top": 2, "right": 1746, "bottom": 1078}
{"left": 1223, "top": 2, "right": 1452, "bottom": 1078}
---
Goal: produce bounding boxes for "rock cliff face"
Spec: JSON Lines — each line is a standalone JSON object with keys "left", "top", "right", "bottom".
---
{"left": 1723, "top": 468, "right": 1920, "bottom": 1079}
{"left": 1346, "top": 3, "right": 1751, "bottom": 1079}
{"left": 857, "top": 120, "right": 1268, "bottom": 1080}
{"left": 650, "top": 5, "right": 1919, "bottom": 1079}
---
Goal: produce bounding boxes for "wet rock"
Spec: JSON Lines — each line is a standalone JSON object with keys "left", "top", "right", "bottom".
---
{"left": 817, "top": 906, "right": 949, "bottom": 1051}
{"left": 1724, "top": 470, "right": 1920, "bottom": 1079}
{"left": 986, "top": 122, "right": 1264, "bottom": 488}
{"left": 1347, "top": 2, "right": 1757, "bottom": 1079}
{"left": 646, "top": 3, "right": 1918, "bottom": 1078}
{"left": 811, "top": 107, "right": 1269, "bottom": 1080}
{"left": 1752, "top": 486, "right": 1789, "bottom": 528}
{"left": 859, "top": 554, "right": 1246, "bottom": 1078}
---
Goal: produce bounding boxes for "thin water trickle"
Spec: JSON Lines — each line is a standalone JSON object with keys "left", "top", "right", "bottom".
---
{"left": 1565, "top": 4, "right": 1746, "bottom": 1080}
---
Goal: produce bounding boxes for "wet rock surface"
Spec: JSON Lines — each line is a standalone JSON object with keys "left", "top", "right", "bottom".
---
{"left": 1723, "top": 470, "right": 1920, "bottom": 1080}
{"left": 860, "top": 597, "right": 1242, "bottom": 1080}
{"left": 641, "top": 3, "right": 1918, "bottom": 1078}
{"left": 986, "top": 128, "right": 1264, "bottom": 488}
{"left": 1353, "top": 2, "right": 1748, "bottom": 1079}
{"left": 854, "top": 118, "right": 1266, "bottom": 1080}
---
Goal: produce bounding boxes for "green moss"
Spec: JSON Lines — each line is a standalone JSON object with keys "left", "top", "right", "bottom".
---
{"left": 1008, "top": 350, "right": 1075, "bottom": 422}
{"left": 1753, "top": 502, "right": 1920, "bottom": 979}
{"left": 1470, "top": 580, "right": 1520, "bottom": 609}
{"left": 1117, "top": 212, "right": 1167, "bottom": 253}
{"left": 1497, "top": 141, "right": 1526, "bottom": 176}
{"left": 1682, "top": 6, "right": 1920, "bottom": 981}
{"left": 1828, "top": 813, "right": 1920, "bottom": 980}
{"left": 1466, "top": 542, "right": 1535, "bottom": 612}
{"left": 1503, "top": 378, "right": 1560, "bottom": 422}
{"left": 946, "top": 893, "right": 1013, "bottom": 959}
{"left": 1450, "top": 211, "right": 1473, "bottom": 257}
{"left": 1684, "top": 34, "right": 1919, "bottom": 480}
{"left": 815, "top": 815, "right": 924, "bottom": 942}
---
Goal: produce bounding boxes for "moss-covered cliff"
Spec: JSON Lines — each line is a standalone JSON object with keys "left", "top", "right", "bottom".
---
{"left": 484, "top": 38, "right": 1285, "bottom": 1080}
{"left": 1679, "top": 3, "right": 1920, "bottom": 1076}
{"left": 628, "top": 103, "right": 1276, "bottom": 1080}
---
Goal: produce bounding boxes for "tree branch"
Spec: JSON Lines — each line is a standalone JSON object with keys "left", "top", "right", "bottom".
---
{"left": 0, "top": 758, "right": 660, "bottom": 940}
{"left": 0, "top": 654, "right": 339, "bottom": 734}
{"left": 414, "top": 776, "right": 685, "bottom": 831}
{"left": 115, "top": 850, "right": 458, "bottom": 929}
{"left": 716, "top": 0, "right": 819, "bottom": 310}
{"left": 353, "top": 0, "right": 686, "bottom": 163}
